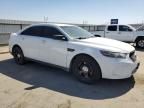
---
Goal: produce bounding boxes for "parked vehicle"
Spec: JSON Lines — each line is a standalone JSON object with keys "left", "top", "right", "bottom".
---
{"left": 91, "top": 24, "right": 144, "bottom": 48}
{"left": 9, "top": 24, "right": 140, "bottom": 84}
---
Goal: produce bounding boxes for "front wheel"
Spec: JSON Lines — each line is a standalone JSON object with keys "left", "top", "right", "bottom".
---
{"left": 136, "top": 38, "right": 144, "bottom": 49}
{"left": 71, "top": 55, "right": 101, "bottom": 84}
{"left": 12, "top": 47, "right": 26, "bottom": 65}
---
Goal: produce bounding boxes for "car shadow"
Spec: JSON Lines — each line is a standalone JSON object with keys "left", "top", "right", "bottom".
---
{"left": 135, "top": 47, "right": 144, "bottom": 52}
{"left": 0, "top": 58, "right": 135, "bottom": 100}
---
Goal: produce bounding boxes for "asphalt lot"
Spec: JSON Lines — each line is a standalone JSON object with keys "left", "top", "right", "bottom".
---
{"left": 0, "top": 47, "right": 144, "bottom": 108}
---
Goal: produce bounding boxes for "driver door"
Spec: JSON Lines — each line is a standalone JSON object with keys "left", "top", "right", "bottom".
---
{"left": 118, "top": 25, "right": 134, "bottom": 42}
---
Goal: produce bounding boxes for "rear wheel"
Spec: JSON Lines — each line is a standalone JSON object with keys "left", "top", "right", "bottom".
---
{"left": 95, "top": 35, "right": 101, "bottom": 37}
{"left": 136, "top": 38, "right": 144, "bottom": 49}
{"left": 12, "top": 46, "right": 26, "bottom": 65}
{"left": 71, "top": 55, "right": 101, "bottom": 84}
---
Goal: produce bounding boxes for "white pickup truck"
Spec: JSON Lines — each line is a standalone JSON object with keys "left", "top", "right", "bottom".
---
{"left": 91, "top": 24, "right": 144, "bottom": 48}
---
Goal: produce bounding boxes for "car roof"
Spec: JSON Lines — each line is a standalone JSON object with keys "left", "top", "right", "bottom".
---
{"left": 108, "top": 24, "right": 130, "bottom": 26}
{"left": 32, "top": 23, "right": 74, "bottom": 27}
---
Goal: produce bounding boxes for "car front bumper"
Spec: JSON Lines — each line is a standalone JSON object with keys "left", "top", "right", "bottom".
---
{"left": 99, "top": 57, "right": 140, "bottom": 79}
{"left": 132, "top": 62, "right": 140, "bottom": 74}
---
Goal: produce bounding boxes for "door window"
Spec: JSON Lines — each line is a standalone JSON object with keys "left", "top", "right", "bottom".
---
{"left": 21, "top": 26, "right": 43, "bottom": 36}
{"left": 119, "top": 25, "right": 133, "bottom": 32}
{"left": 107, "top": 25, "right": 117, "bottom": 31}
{"left": 21, "top": 26, "right": 67, "bottom": 40}
{"left": 42, "top": 26, "right": 62, "bottom": 38}
{"left": 41, "top": 26, "right": 67, "bottom": 40}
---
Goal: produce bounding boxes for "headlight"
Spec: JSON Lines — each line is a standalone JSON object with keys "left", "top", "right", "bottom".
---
{"left": 100, "top": 50, "right": 127, "bottom": 58}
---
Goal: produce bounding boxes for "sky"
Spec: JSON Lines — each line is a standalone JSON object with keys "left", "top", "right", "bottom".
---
{"left": 0, "top": 0, "right": 144, "bottom": 24}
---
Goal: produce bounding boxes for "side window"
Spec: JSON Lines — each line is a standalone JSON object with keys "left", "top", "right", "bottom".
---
{"left": 107, "top": 26, "right": 117, "bottom": 31}
{"left": 42, "top": 26, "right": 63, "bottom": 38}
{"left": 119, "top": 25, "right": 133, "bottom": 32}
{"left": 21, "top": 26, "right": 43, "bottom": 36}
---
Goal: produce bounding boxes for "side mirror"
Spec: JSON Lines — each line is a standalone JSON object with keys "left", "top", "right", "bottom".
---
{"left": 53, "top": 35, "right": 67, "bottom": 41}
{"left": 11, "top": 33, "right": 17, "bottom": 36}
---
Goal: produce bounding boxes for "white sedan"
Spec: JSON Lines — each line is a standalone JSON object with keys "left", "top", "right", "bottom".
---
{"left": 9, "top": 23, "right": 140, "bottom": 84}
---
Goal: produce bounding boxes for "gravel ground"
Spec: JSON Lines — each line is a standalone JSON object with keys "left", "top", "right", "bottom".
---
{"left": 0, "top": 47, "right": 144, "bottom": 108}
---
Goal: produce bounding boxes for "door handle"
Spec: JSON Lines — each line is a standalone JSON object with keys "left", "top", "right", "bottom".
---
{"left": 67, "top": 48, "right": 75, "bottom": 52}
{"left": 106, "top": 32, "right": 109, "bottom": 33}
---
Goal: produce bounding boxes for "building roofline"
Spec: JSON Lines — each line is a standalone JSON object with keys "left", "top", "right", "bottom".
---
{"left": 0, "top": 19, "right": 98, "bottom": 26}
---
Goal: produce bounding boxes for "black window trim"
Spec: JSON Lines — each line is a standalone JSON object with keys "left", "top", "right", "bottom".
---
{"left": 20, "top": 25, "right": 68, "bottom": 41}
{"left": 20, "top": 26, "right": 43, "bottom": 37}
{"left": 119, "top": 25, "right": 133, "bottom": 32}
{"left": 107, "top": 25, "right": 118, "bottom": 31}
{"left": 41, "top": 26, "right": 68, "bottom": 40}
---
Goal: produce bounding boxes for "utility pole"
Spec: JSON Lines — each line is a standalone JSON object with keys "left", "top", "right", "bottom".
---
{"left": 142, "top": 20, "right": 144, "bottom": 24}
{"left": 83, "top": 20, "right": 88, "bottom": 24}
{"left": 44, "top": 16, "right": 48, "bottom": 22}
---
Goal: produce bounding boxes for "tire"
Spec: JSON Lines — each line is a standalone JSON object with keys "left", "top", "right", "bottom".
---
{"left": 136, "top": 38, "right": 144, "bottom": 49}
{"left": 12, "top": 46, "right": 26, "bottom": 65}
{"left": 95, "top": 35, "right": 101, "bottom": 37}
{"left": 71, "top": 55, "right": 101, "bottom": 84}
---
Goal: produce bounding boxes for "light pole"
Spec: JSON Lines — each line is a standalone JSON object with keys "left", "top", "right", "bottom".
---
{"left": 44, "top": 16, "right": 48, "bottom": 23}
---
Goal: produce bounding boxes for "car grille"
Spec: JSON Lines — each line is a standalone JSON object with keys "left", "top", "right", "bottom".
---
{"left": 129, "top": 51, "right": 136, "bottom": 62}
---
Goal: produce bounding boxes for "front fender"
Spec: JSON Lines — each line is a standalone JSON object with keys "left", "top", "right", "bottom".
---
{"left": 66, "top": 46, "right": 102, "bottom": 69}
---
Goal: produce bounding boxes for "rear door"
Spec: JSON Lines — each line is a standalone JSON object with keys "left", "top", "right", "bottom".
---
{"left": 19, "top": 26, "right": 42, "bottom": 60}
{"left": 105, "top": 25, "right": 119, "bottom": 40}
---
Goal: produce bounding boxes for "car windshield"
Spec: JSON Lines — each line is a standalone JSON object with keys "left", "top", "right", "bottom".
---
{"left": 61, "top": 26, "right": 94, "bottom": 39}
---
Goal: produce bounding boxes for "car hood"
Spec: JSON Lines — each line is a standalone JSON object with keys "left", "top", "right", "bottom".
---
{"left": 77, "top": 37, "right": 135, "bottom": 53}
